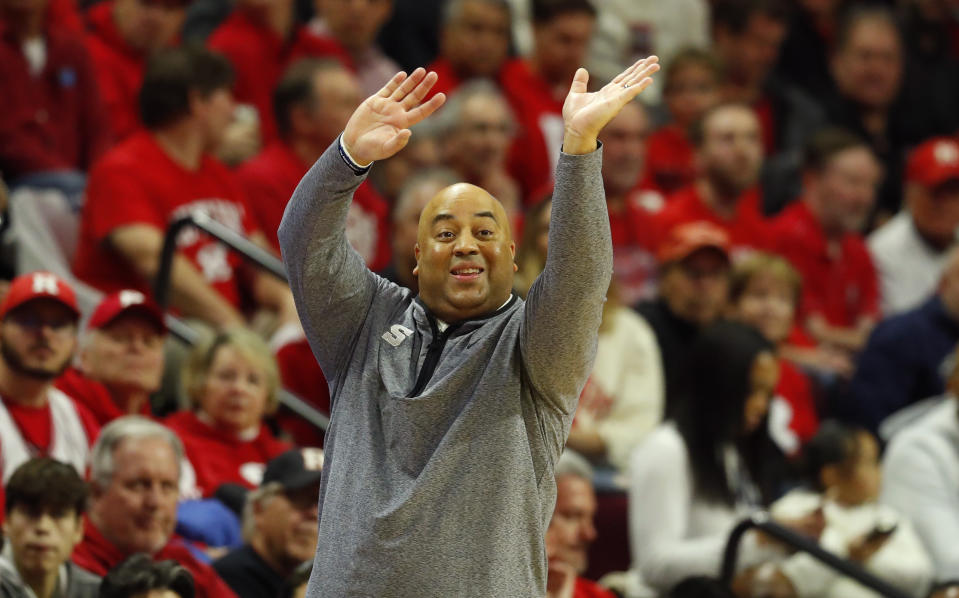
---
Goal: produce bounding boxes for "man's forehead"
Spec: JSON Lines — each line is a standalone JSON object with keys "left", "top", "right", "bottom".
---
{"left": 420, "top": 183, "right": 505, "bottom": 224}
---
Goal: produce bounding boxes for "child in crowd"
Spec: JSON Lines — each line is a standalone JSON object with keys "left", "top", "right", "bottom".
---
{"left": 728, "top": 253, "right": 819, "bottom": 454}
{"left": 771, "top": 421, "right": 933, "bottom": 598}
{"left": 642, "top": 47, "right": 722, "bottom": 195}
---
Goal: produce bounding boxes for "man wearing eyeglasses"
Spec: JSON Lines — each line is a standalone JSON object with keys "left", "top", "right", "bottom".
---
{"left": 0, "top": 271, "right": 100, "bottom": 520}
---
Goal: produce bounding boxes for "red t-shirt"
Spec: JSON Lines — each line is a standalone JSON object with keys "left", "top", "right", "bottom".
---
{"left": 74, "top": 519, "right": 238, "bottom": 598}
{"left": 501, "top": 60, "right": 566, "bottom": 204}
{"left": 55, "top": 367, "right": 152, "bottom": 427}
{"left": 775, "top": 358, "right": 819, "bottom": 445}
{"left": 771, "top": 201, "right": 880, "bottom": 328}
{"left": 0, "top": 20, "right": 111, "bottom": 177}
{"left": 236, "top": 141, "right": 390, "bottom": 270}
{"left": 274, "top": 338, "right": 330, "bottom": 447}
{"left": 208, "top": 12, "right": 349, "bottom": 142}
{"left": 84, "top": 1, "right": 147, "bottom": 142}
{"left": 74, "top": 131, "right": 258, "bottom": 307}
{"left": 654, "top": 185, "right": 771, "bottom": 259}
{"left": 611, "top": 187, "right": 663, "bottom": 305}
{"left": 643, "top": 124, "right": 696, "bottom": 195}
{"left": 573, "top": 577, "right": 617, "bottom": 598}
{"left": 164, "top": 410, "right": 291, "bottom": 497}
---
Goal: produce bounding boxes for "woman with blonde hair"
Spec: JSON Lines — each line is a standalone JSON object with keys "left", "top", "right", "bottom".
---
{"left": 165, "top": 327, "right": 291, "bottom": 497}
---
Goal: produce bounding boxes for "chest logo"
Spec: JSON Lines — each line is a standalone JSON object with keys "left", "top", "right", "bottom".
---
{"left": 382, "top": 324, "right": 413, "bottom": 347}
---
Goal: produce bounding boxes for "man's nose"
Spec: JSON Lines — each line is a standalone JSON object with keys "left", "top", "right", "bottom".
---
{"left": 453, "top": 232, "right": 479, "bottom": 255}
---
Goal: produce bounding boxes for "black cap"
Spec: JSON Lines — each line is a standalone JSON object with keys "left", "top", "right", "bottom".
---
{"left": 262, "top": 449, "right": 324, "bottom": 490}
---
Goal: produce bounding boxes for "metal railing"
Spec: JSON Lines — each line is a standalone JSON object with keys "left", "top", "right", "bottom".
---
{"left": 154, "top": 213, "right": 329, "bottom": 432}
{"left": 720, "top": 512, "right": 912, "bottom": 598}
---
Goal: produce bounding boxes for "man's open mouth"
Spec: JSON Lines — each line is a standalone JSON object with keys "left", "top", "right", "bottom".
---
{"left": 450, "top": 265, "right": 484, "bottom": 280}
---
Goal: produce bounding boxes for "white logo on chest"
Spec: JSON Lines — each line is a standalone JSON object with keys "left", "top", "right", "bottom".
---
{"left": 382, "top": 324, "right": 413, "bottom": 347}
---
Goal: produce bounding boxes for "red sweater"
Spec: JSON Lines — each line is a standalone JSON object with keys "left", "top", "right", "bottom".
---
{"left": 0, "top": 19, "right": 110, "bottom": 177}
{"left": 55, "top": 367, "right": 151, "bottom": 427}
{"left": 73, "top": 519, "right": 237, "bottom": 598}
{"left": 164, "top": 410, "right": 291, "bottom": 497}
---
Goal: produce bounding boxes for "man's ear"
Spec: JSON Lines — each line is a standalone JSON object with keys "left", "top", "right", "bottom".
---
{"left": 412, "top": 243, "right": 420, "bottom": 277}
{"left": 510, "top": 241, "right": 517, "bottom": 272}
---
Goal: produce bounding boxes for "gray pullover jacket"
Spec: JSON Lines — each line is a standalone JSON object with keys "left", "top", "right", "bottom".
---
{"left": 278, "top": 139, "right": 612, "bottom": 597}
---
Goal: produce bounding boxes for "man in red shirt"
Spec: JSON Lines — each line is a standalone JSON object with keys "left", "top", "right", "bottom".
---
{"left": 504, "top": 0, "right": 597, "bottom": 202}
{"left": 597, "top": 100, "right": 661, "bottom": 306}
{"left": 545, "top": 451, "right": 615, "bottom": 598}
{"left": 655, "top": 102, "right": 771, "bottom": 258}
{"left": 0, "top": 272, "right": 99, "bottom": 520}
{"left": 237, "top": 58, "right": 390, "bottom": 269}
{"left": 426, "top": 0, "right": 514, "bottom": 100}
{"left": 75, "top": 46, "right": 298, "bottom": 330}
{"left": 0, "top": 0, "right": 110, "bottom": 180}
{"left": 207, "top": 0, "right": 348, "bottom": 142}
{"left": 56, "top": 290, "right": 166, "bottom": 427}
{"left": 74, "top": 416, "right": 237, "bottom": 598}
{"left": 85, "top": 0, "right": 186, "bottom": 142}
{"left": 772, "top": 128, "right": 882, "bottom": 354}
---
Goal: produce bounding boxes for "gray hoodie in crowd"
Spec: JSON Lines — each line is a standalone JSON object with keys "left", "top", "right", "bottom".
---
{"left": 278, "top": 138, "right": 612, "bottom": 597}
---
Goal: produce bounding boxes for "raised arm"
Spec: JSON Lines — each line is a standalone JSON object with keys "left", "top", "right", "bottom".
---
{"left": 521, "top": 57, "right": 659, "bottom": 410}
{"left": 278, "top": 69, "right": 445, "bottom": 381}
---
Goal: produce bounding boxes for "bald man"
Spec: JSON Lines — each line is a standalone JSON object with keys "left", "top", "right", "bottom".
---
{"left": 278, "top": 59, "right": 659, "bottom": 597}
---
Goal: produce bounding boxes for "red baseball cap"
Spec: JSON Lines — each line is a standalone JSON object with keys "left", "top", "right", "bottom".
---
{"left": 657, "top": 221, "right": 731, "bottom": 265}
{"left": 907, "top": 137, "right": 959, "bottom": 188}
{"left": 0, "top": 272, "right": 80, "bottom": 321}
{"left": 87, "top": 290, "right": 166, "bottom": 332}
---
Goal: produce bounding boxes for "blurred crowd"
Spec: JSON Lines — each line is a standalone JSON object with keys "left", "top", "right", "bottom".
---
{"left": 3, "top": 0, "right": 959, "bottom": 596}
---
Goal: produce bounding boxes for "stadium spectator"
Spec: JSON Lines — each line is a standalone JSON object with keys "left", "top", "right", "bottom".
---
{"left": 56, "top": 291, "right": 165, "bottom": 427}
{"left": 238, "top": 58, "right": 390, "bottom": 269}
{"left": 882, "top": 359, "right": 959, "bottom": 592}
{"left": 381, "top": 168, "right": 460, "bottom": 293}
{"left": 436, "top": 81, "right": 520, "bottom": 216}
{"left": 0, "top": 272, "right": 98, "bottom": 519}
{"left": 846, "top": 247, "right": 959, "bottom": 436}
{"left": 711, "top": 0, "right": 823, "bottom": 158}
{"left": 375, "top": 0, "right": 443, "bottom": 72}
{"left": 367, "top": 120, "right": 442, "bottom": 203}
{"left": 308, "top": 0, "right": 397, "bottom": 96}
{"left": 643, "top": 47, "right": 722, "bottom": 196}
{"left": 165, "top": 328, "right": 290, "bottom": 497}
{"left": 426, "top": 0, "right": 514, "bottom": 99}
{"left": 207, "top": 0, "right": 348, "bottom": 142}
{"left": 824, "top": 5, "right": 912, "bottom": 218}
{"left": 899, "top": 0, "right": 959, "bottom": 138}
{"left": 636, "top": 222, "right": 730, "bottom": 416}
{"left": 505, "top": 0, "right": 597, "bottom": 201}
{"left": 774, "top": 0, "right": 842, "bottom": 101}
{"left": 771, "top": 128, "right": 881, "bottom": 356}
{"left": 74, "top": 46, "right": 299, "bottom": 331}
{"left": 0, "top": 0, "right": 110, "bottom": 182}
{"left": 870, "top": 137, "right": 959, "bottom": 316}
{"left": 770, "top": 421, "right": 933, "bottom": 598}
{"left": 653, "top": 102, "right": 770, "bottom": 258}
{"left": 213, "top": 449, "right": 323, "bottom": 598}
{"left": 99, "top": 555, "right": 194, "bottom": 598}
{"left": 628, "top": 321, "right": 817, "bottom": 596}
{"left": 0, "top": 458, "right": 99, "bottom": 598}
{"left": 545, "top": 451, "right": 615, "bottom": 598}
{"left": 73, "top": 417, "right": 237, "bottom": 598}
{"left": 728, "top": 253, "right": 819, "bottom": 452}
{"left": 84, "top": 0, "right": 187, "bottom": 142}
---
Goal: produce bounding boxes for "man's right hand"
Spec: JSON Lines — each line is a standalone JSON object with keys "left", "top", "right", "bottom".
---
{"left": 341, "top": 68, "right": 446, "bottom": 166}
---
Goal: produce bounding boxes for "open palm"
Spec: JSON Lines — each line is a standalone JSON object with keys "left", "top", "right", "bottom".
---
{"left": 562, "top": 56, "right": 660, "bottom": 143}
{"left": 342, "top": 68, "right": 446, "bottom": 165}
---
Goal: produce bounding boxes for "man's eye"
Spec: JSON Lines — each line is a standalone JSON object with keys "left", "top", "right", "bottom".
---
{"left": 437, "top": 231, "right": 454, "bottom": 239}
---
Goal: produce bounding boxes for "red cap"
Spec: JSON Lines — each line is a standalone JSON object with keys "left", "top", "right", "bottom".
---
{"left": 87, "top": 290, "right": 166, "bottom": 332}
{"left": 657, "top": 221, "right": 731, "bottom": 265}
{"left": 0, "top": 272, "right": 80, "bottom": 321}
{"left": 907, "top": 137, "right": 959, "bottom": 188}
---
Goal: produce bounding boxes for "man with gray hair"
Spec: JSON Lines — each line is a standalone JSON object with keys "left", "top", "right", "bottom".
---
{"left": 545, "top": 451, "right": 615, "bottom": 598}
{"left": 213, "top": 449, "right": 323, "bottom": 598}
{"left": 436, "top": 81, "right": 520, "bottom": 214}
{"left": 71, "top": 416, "right": 237, "bottom": 598}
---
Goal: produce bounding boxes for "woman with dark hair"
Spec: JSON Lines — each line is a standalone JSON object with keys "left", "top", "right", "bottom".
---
{"left": 99, "top": 554, "right": 194, "bottom": 598}
{"left": 628, "top": 321, "right": 822, "bottom": 597}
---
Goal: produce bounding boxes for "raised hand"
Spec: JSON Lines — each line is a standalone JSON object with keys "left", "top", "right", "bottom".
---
{"left": 561, "top": 56, "right": 660, "bottom": 154}
{"left": 342, "top": 68, "right": 446, "bottom": 165}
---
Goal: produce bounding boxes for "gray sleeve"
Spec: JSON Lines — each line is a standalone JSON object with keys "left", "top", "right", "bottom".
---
{"left": 277, "top": 140, "right": 378, "bottom": 384}
{"left": 520, "top": 145, "right": 613, "bottom": 414}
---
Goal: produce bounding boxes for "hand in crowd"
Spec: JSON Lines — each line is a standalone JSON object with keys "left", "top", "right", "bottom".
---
{"left": 560, "top": 56, "right": 659, "bottom": 155}
{"left": 545, "top": 560, "right": 577, "bottom": 598}
{"left": 731, "top": 565, "right": 798, "bottom": 598}
{"left": 342, "top": 68, "right": 447, "bottom": 166}
{"left": 846, "top": 529, "right": 892, "bottom": 563}
{"left": 216, "top": 117, "right": 262, "bottom": 167}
